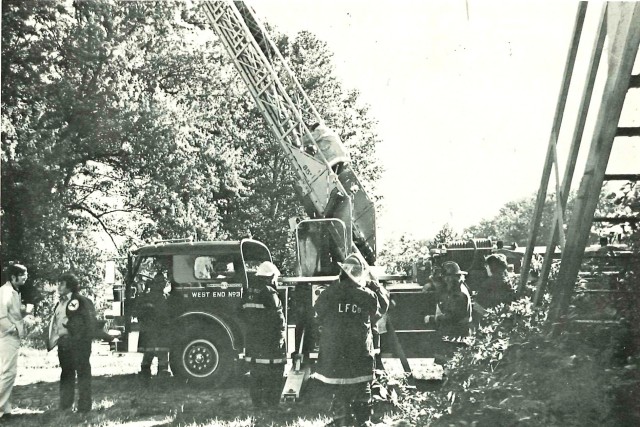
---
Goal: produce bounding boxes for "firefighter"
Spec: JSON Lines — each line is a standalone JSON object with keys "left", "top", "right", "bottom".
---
{"left": 424, "top": 261, "right": 473, "bottom": 339}
{"left": 415, "top": 249, "right": 432, "bottom": 286}
{"left": 474, "top": 254, "right": 515, "bottom": 316}
{"left": 241, "top": 261, "right": 286, "bottom": 409}
{"left": 314, "top": 253, "right": 389, "bottom": 427}
{"left": 138, "top": 260, "right": 171, "bottom": 379}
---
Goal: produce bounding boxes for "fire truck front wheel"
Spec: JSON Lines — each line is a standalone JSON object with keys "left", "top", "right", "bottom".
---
{"left": 171, "top": 332, "right": 232, "bottom": 384}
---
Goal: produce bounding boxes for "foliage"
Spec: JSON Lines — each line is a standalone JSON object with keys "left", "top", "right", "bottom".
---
{"left": 378, "top": 234, "right": 429, "bottom": 275}
{"left": 463, "top": 192, "right": 572, "bottom": 247}
{"left": 430, "top": 223, "right": 459, "bottom": 247}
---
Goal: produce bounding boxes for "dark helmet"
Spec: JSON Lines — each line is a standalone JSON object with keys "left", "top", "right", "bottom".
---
{"left": 485, "top": 254, "right": 508, "bottom": 270}
{"left": 442, "top": 261, "right": 467, "bottom": 276}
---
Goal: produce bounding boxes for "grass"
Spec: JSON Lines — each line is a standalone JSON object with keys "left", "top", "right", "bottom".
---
{"left": 8, "top": 344, "right": 407, "bottom": 427}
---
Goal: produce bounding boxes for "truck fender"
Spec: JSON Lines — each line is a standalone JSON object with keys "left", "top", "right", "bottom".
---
{"left": 177, "top": 311, "right": 238, "bottom": 350}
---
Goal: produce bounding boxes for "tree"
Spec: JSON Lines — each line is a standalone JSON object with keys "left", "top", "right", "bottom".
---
{"left": 431, "top": 223, "right": 459, "bottom": 246}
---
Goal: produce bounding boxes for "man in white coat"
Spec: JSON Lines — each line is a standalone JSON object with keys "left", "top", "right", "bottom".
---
{"left": 0, "top": 263, "right": 29, "bottom": 419}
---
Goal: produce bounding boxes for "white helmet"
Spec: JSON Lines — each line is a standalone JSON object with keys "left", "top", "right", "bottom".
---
{"left": 255, "top": 261, "right": 281, "bottom": 278}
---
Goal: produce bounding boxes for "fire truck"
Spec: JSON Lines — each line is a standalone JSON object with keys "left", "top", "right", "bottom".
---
{"left": 104, "top": 0, "right": 489, "bottom": 397}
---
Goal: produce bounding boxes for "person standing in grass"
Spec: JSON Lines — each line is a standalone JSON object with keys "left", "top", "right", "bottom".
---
{"left": 47, "top": 273, "right": 97, "bottom": 413}
{"left": 0, "top": 263, "right": 28, "bottom": 419}
{"left": 137, "top": 259, "right": 171, "bottom": 379}
{"left": 314, "top": 253, "right": 388, "bottom": 427}
{"left": 241, "top": 261, "right": 287, "bottom": 409}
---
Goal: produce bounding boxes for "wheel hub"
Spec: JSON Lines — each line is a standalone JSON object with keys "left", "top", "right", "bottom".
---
{"left": 183, "top": 339, "right": 220, "bottom": 378}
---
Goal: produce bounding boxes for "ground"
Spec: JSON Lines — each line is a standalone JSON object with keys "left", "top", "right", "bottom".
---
{"left": 7, "top": 345, "right": 432, "bottom": 427}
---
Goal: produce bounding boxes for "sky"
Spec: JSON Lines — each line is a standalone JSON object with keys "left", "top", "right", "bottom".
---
{"left": 254, "top": 1, "right": 639, "bottom": 244}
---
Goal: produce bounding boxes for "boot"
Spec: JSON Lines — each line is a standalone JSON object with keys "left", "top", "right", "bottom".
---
{"left": 157, "top": 365, "right": 172, "bottom": 378}
{"left": 352, "top": 402, "right": 372, "bottom": 427}
{"left": 139, "top": 366, "right": 151, "bottom": 380}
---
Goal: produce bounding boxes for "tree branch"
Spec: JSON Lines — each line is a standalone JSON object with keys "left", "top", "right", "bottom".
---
{"left": 67, "top": 203, "right": 119, "bottom": 249}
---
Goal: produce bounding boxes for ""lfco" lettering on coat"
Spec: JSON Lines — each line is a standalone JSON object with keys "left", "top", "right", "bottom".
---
{"left": 338, "top": 303, "right": 362, "bottom": 313}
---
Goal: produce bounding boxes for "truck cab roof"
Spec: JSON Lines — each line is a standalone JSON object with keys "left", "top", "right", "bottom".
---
{"left": 133, "top": 239, "right": 270, "bottom": 257}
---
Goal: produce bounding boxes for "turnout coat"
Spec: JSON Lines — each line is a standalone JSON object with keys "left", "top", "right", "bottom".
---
{"left": 137, "top": 290, "right": 170, "bottom": 350}
{"left": 241, "top": 277, "right": 286, "bottom": 364}
{"left": 314, "top": 279, "right": 386, "bottom": 384}
{"left": 434, "top": 283, "right": 473, "bottom": 338}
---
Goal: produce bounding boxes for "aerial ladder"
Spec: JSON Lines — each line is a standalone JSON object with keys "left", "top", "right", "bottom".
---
{"left": 201, "top": 0, "right": 393, "bottom": 400}
{"left": 201, "top": 1, "right": 377, "bottom": 269}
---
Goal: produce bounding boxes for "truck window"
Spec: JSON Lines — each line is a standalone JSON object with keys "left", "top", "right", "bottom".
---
{"left": 133, "top": 256, "right": 171, "bottom": 294}
{"left": 194, "top": 256, "right": 236, "bottom": 281}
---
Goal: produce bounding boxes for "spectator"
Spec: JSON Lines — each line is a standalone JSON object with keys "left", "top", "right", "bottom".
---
{"left": 314, "top": 253, "right": 389, "bottom": 427}
{"left": 0, "top": 263, "right": 28, "bottom": 419}
{"left": 47, "top": 273, "right": 96, "bottom": 413}
{"left": 241, "top": 261, "right": 286, "bottom": 409}
{"left": 138, "top": 260, "right": 171, "bottom": 379}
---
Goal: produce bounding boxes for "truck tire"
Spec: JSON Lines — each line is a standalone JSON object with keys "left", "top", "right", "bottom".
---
{"left": 171, "top": 331, "right": 233, "bottom": 384}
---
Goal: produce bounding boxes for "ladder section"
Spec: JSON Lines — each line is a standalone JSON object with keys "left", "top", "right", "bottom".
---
{"left": 518, "top": 2, "right": 640, "bottom": 326}
{"left": 201, "top": 1, "right": 377, "bottom": 263}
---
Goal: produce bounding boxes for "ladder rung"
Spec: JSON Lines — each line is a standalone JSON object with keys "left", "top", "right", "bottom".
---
{"left": 629, "top": 74, "right": 640, "bottom": 88}
{"left": 592, "top": 216, "right": 640, "bottom": 223}
{"left": 602, "top": 174, "right": 640, "bottom": 181}
{"left": 567, "top": 320, "right": 621, "bottom": 325}
{"left": 576, "top": 290, "right": 640, "bottom": 294}
{"left": 616, "top": 127, "right": 640, "bottom": 137}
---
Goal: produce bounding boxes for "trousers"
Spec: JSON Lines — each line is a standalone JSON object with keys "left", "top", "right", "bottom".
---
{"left": 58, "top": 337, "right": 92, "bottom": 412}
{"left": 0, "top": 335, "right": 20, "bottom": 416}
{"left": 249, "top": 363, "right": 285, "bottom": 407}
{"left": 141, "top": 351, "right": 169, "bottom": 373}
{"left": 330, "top": 381, "right": 372, "bottom": 427}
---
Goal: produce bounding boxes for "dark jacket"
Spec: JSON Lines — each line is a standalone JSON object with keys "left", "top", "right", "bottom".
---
{"left": 474, "top": 273, "right": 514, "bottom": 310}
{"left": 314, "top": 278, "right": 387, "bottom": 384}
{"left": 137, "top": 288, "right": 170, "bottom": 350}
{"left": 64, "top": 293, "right": 96, "bottom": 343}
{"left": 241, "top": 277, "right": 286, "bottom": 364}
{"left": 434, "top": 283, "right": 473, "bottom": 338}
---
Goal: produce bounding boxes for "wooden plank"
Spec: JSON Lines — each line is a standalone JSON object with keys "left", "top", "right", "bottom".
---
{"left": 603, "top": 174, "right": 640, "bottom": 181}
{"left": 592, "top": 216, "right": 640, "bottom": 223}
{"left": 615, "top": 127, "right": 640, "bottom": 137}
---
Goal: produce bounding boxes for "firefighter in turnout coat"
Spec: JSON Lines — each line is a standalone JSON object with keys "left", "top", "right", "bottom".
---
{"left": 241, "top": 261, "right": 286, "bottom": 408}
{"left": 314, "top": 253, "right": 389, "bottom": 427}
{"left": 138, "top": 265, "right": 171, "bottom": 378}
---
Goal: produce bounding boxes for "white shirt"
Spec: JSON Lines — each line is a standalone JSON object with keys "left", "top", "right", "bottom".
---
{"left": 0, "top": 281, "right": 24, "bottom": 339}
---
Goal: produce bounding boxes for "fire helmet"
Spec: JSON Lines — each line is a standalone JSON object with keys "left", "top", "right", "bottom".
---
{"left": 338, "top": 253, "right": 365, "bottom": 285}
{"left": 255, "top": 261, "right": 281, "bottom": 278}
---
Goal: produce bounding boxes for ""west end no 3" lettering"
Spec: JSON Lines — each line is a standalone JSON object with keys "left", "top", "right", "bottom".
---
{"left": 190, "top": 291, "right": 241, "bottom": 298}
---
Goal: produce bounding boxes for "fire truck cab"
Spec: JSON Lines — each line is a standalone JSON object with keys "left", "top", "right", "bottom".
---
{"left": 107, "top": 238, "right": 273, "bottom": 384}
